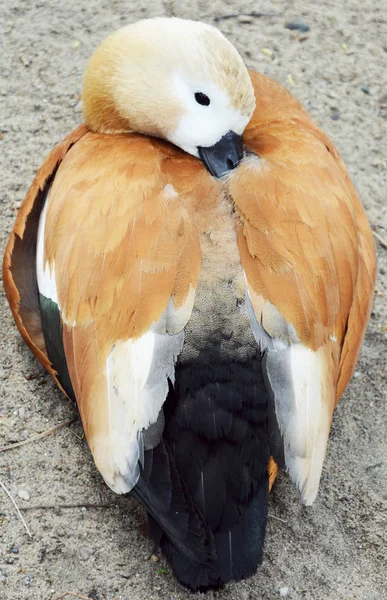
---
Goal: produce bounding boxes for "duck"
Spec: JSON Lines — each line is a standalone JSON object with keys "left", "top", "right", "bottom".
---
{"left": 3, "top": 17, "right": 376, "bottom": 590}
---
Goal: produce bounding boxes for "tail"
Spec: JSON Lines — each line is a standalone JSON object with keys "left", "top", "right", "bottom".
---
{"left": 131, "top": 437, "right": 217, "bottom": 571}
{"left": 143, "top": 356, "right": 270, "bottom": 590}
{"left": 155, "top": 474, "right": 268, "bottom": 590}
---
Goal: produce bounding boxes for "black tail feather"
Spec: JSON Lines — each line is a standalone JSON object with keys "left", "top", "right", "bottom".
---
{"left": 135, "top": 353, "right": 270, "bottom": 590}
{"left": 159, "top": 472, "right": 268, "bottom": 590}
{"left": 131, "top": 439, "right": 215, "bottom": 569}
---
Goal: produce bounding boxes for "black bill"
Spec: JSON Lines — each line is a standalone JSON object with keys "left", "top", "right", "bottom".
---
{"left": 198, "top": 130, "right": 244, "bottom": 178}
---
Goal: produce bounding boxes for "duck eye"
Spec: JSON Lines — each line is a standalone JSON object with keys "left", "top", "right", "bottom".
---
{"left": 195, "top": 92, "right": 210, "bottom": 106}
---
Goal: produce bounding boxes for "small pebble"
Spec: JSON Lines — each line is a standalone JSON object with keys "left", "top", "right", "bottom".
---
{"left": 361, "top": 84, "right": 370, "bottom": 94}
{"left": 237, "top": 15, "right": 253, "bottom": 24}
{"left": 287, "top": 74, "right": 295, "bottom": 87}
{"left": 10, "top": 547, "right": 19, "bottom": 554}
{"left": 18, "top": 407, "right": 26, "bottom": 419}
{"left": 18, "top": 489, "right": 30, "bottom": 501}
{"left": 119, "top": 571, "right": 133, "bottom": 579}
{"left": 24, "top": 575, "right": 32, "bottom": 586}
{"left": 19, "top": 54, "right": 31, "bottom": 67}
{"left": 285, "top": 19, "right": 310, "bottom": 33}
{"left": 354, "top": 371, "right": 361, "bottom": 378}
{"left": 150, "top": 554, "right": 159, "bottom": 563}
{"left": 331, "top": 111, "right": 341, "bottom": 121}
{"left": 280, "top": 587, "right": 289, "bottom": 597}
{"left": 78, "top": 546, "right": 92, "bottom": 561}
{"left": 38, "top": 547, "right": 47, "bottom": 563}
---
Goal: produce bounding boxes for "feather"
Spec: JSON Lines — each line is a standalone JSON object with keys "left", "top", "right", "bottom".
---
{"left": 230, "top": 70, "right": 376, "bottom": 504}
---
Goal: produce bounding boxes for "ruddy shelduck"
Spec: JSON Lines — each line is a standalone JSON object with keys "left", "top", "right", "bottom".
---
{"left": 3, "top": 17, "right": 376, "bottom": 590}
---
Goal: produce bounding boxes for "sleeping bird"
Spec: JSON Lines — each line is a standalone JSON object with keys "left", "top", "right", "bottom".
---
{"left": 3, "top": 17, "right": 376, "bottom": 590}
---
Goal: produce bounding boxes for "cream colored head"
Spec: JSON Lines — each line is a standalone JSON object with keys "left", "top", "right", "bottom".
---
{"left": 83, "top": 17, "right": 255, "bottom": 157}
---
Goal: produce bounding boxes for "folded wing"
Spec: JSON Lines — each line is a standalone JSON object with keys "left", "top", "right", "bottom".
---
{"left": 5, "top": 128, "right": 221, "bottom": 568}
{"left": 35, "top": 132, "right": 208, "bottom": 493}
{"left": 231, "top": 71, "right": 376, "bottom": 504}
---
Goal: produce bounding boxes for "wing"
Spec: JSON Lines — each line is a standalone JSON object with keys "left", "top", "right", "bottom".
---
{"left": 6, "top": 126, "right": 222, "bottom": 566}
{"left": 36, "top": 131, "right": 218, "bottom": 493}
{"left": 230, "top": 70, "right": 376, "bottom": 504}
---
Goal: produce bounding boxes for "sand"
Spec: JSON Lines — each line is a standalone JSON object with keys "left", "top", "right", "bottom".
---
{"left": 0, "top": 1, "right": 386, "bottom": 599}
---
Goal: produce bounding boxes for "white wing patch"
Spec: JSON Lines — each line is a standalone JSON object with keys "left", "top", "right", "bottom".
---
{"left": 246, "top": 288, "right": 332, "bottom": 505}
{"left": 93, "top": 327, "right": 184, "bottom": 494}
{"left": 264, "top": 345, "right": 331, "bottom": 505}
{"left": 36, "top": 189, "right": 58, "bottom": 304}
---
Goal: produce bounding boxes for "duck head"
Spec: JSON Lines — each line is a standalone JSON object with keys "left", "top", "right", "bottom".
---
{"left": 82, "top": 17, "right": 255, "bottom": 178}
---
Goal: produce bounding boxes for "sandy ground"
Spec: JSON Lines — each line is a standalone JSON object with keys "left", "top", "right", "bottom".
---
{"left": 0, "top": 1, "right": 386, "bottom": 599}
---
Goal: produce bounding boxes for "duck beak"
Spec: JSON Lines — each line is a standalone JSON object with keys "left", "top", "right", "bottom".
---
{"left": 198, "top": 131, "right": 244, "bottom": 178}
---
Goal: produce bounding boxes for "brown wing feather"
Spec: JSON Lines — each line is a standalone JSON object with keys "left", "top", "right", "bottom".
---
{"left": 335, "top": 216, "right": 376, "bottom": 402}
{"left": 230, "top": 71, "right": 375, "bottom": 502}
{"left": 2, "top": 124, "right": 88, "bottom": 394}
{"left": 44, "top": 132, "right": 205, "bottom": 342}
{"left": 235, "top": 70, "right": 375, "bottom": 383}
{"left": 39, "top": 132, "right": 216, "bottom": 479}
{"left": 3, "top": 121, "right": 221, "bottom": 491}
